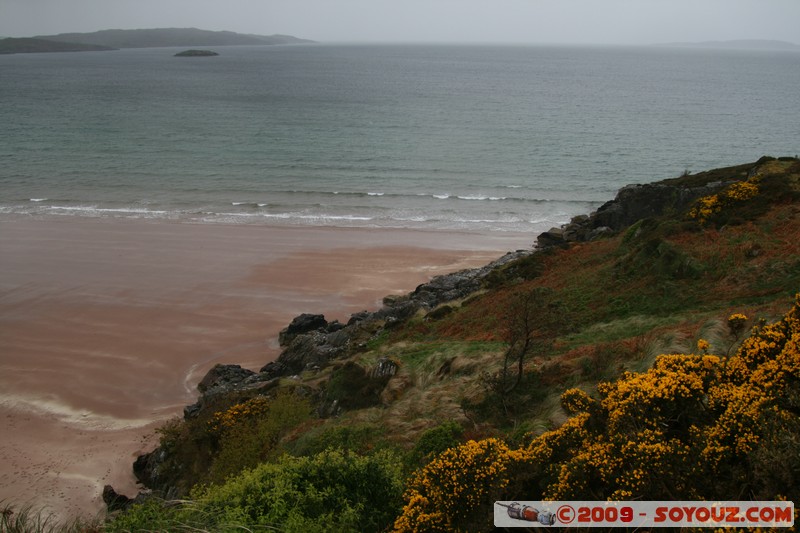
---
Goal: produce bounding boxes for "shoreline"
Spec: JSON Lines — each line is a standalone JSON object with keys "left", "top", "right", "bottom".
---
{"left": 0, "top": 215, "right": 533, "bottom": 521}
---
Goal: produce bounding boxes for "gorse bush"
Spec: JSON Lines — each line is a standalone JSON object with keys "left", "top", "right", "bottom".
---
{"left": 394, "top": 296, "right": 800, "bottom": 530}
{"left": 689, "top": 175, "right": 761, "bottom": 224}
{"left": 207, "top": 390, "right": 312, "bottom": 484}
{"left": 152, "top": 390, "right": 313, "bottom": 491}
{"left": 394, "top": 438, "right": 531, "bottom": 532}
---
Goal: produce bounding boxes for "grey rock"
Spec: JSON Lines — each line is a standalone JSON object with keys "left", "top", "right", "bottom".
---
{"left": 197, "top": 364, "right": 255, "bottom": 394}
{"left": 371, "top": 357, "right": 398, "bottom": 379}
{"left": 279, "top": 313, "right": 328, "bottom": 346}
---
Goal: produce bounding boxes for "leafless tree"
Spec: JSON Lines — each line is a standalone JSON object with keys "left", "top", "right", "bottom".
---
{"left": 498, "top": 287, "right": 564, "bottom": 395}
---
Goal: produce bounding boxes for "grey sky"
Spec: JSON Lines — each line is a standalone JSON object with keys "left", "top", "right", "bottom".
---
{"left": 1, "top": 0, "right": 798, "bottom": 45}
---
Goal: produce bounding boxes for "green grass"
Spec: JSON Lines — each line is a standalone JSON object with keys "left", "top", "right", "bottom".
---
{"left": 54, "top": 157, "right": 800, "bottom": 531}
{"left": 0, "top": 502, "right": 100, "bottom": 533}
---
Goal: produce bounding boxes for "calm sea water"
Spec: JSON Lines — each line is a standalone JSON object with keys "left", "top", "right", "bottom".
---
{"left": 1, "top": 44, "right": 798, "bottom": 233}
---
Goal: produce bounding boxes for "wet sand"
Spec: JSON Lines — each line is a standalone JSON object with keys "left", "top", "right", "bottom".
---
{"left": 0, "top": 216, "right": 531, "bottom": 521}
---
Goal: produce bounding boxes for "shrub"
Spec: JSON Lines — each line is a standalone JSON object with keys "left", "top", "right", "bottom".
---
{"left": 208, "top": 390, "right": 313, "bottom": 484}
{"left": 196, "top": 448, "right": 404, "bottom": 532}
{"left": 287, "top": 422, "right": 389, "bottom": 457}
{"left": 408, "top": 420, "right": 464, "bottom": 466}
{"left": 394, "top": 438, "right": 530, "bottom": 532}
{"left": 395, "top": 296, "right": 800, "bottom": 530}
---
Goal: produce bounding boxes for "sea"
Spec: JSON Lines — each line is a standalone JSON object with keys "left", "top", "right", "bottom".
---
{"left": 1, "top": 44, "right": 799, "bottom": 234}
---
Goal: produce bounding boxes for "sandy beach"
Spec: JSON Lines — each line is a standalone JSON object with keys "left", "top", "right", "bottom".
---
{"left": 0, "top": 215, "right": 532, "bottom": 521}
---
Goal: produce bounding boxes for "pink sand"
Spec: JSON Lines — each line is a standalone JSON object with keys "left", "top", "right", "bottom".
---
{"left": 0, "top": 216, "right": 531, "bottom": 521}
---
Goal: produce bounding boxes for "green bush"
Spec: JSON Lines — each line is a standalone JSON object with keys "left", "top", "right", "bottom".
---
{"left": 195, "top": 448, "right": 404, "bottom": 532}
{"left": 208, "top": 391, "right": 312, "bottom": 484}
{"left": 287, "top": 422, "right": 389, "bottom": 457}
{"left": 104, "top": 498, "right": 183, "bottom": 533}
{"left": 409, "top": 420, "right": 464, "bottom": 465}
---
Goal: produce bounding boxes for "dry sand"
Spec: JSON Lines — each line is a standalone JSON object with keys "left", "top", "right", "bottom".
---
{"left": 0, "top": 216, "right": 532, "bottom": 522}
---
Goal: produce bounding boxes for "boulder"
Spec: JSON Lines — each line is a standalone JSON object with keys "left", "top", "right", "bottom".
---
{"left": 279, "top": 313, "right": 328, "bottom": 346}
{"left": 102, "top": 485, "right": 133, "bottom": 512}
{"left": 536, "top": 227, "right": 567, "bottom": 249}
{"left": 371, "top": 357, "right": 398, "bottom": 379}
{"left": 197, "top": 364, "right": 255, "bottom": 394}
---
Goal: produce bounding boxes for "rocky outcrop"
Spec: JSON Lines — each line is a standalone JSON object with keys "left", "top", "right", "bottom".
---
{"left": 536, "top": 172, "right": 744, "bottom": 249}
{"left": 278, "top": 313, "right": 329, "bottom": 346}
{"left": 174, "top": 49, "right": 218, "bottom": 57}
{"left": 126, "top": 254, "right": 517, "bottom": 497}
{"left": 258, "top": 250, "right": 529, "bottom": 381}
{"left": 184, "top": 364, "right": 278, "bottom": 419}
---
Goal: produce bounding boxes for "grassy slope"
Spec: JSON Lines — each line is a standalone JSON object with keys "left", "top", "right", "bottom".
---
{"left": 328, "top": 157, "right": 800, "bottom": 443}
{"left": 11, "top": 158, "right": 799, "bottom": 530}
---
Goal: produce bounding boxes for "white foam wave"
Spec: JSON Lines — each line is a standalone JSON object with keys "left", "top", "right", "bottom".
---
{"left": 49, "top": 206, "right": 168, "bottom": 215}
{"left": 29, "top": 198, "right": 48, "bottom": 202}
{"left": 0, "top": 393, "right": 155, "bottom": 431}
{"left": 457, "top": 195, "right": 507, "bottom": 201}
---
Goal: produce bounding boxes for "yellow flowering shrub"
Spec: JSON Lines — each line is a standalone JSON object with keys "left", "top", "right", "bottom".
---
{"left": 697, "top": 338, "right": 711, "bottom": 353}
{"left": 395, "top": 297, "right": 800, "bottom": 529}
{"left": 208, "top": 395, "right": 271, "bottom": 434}
{"left": 689, "top": 176, "right": 760, "bottom": 223}
{"left": 728, "top": 313, "right": 748, "bottom": 334}
{"left": 393, "top": 438, "right": 531, "bottom": 532}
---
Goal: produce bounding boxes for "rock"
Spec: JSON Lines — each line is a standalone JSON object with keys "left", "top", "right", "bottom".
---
{"left": 348, "top": 310, "right": 372, "bottom": 325}
{"left": 536, "top": 176, "right": 736, "bottom": 250}
{"left": 174, "top": 49, "right": 219, "bottom": 57}
{"left": 275, "top": 331, "right": 333, "bottom": 375}
{"left": 186, "top": 364, "right": 276, "bottom": 419}
{"left": 536, "top": 227, "right": 567, "bottom": 249}
{"left": 279, "top": 313, "right": 328, "bottom": 346}
{"left": 102, "top": 485, "right": 132, "bottom": 512}
{"left": 197, "top": 364, "right": 255, "bottom": 394}
{"left": 589, "top": 226, "right": 614, "bottom": 240}
{"left": 326, "top": 320, "right": 346, "bottom": 333}
{"left": 371, "top": 357, "right": 398, "bottom": 379}
{"left": 425, "top": 304, "right": 454, "bottom": 321}
{"left": 133, "top": 448, "right": 166, "bottom": 489}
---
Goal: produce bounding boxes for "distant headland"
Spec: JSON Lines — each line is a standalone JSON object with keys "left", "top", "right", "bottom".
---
{"left": 656, "top": 39, "right": 800, "bottom": 51}
{"left": 0, "top": 28, "right": 314, "bottom": 55}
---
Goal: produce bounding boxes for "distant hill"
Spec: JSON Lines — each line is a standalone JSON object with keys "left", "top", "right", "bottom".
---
{"left": 33, "top": 28, "right": 314, "bottom": 49}
{"left": 657, "top": 39, "right": 800, "bottom": 51}
{"left": 0, "top": 37, "right": 115, "bottom": 54}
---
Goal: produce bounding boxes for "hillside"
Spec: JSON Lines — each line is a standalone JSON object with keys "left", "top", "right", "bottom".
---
{"left": 0, "top": 37, "right": 115, "bottom": 54}
{"left": 6, "top": 156, "right": 799, "bottom": 531}
{"left": 33, "top": 28, "right": 314, "bottom": 49}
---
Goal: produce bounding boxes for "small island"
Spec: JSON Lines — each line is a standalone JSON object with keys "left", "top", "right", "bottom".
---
{"left": 174, "top": 49, "right": 219, "bottom": 57}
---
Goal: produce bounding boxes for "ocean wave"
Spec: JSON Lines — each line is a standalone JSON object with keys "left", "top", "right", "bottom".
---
{"left": 263, "top": 189, "right": 596, "bottom": 205}
{"left": 49, "top": 206, "right": 169, "bottom": 215}
{"left": 0, "top": 193, "right": 601, "bottom": 234}
{"left": 457, "top": 195, "right": 506, "bottom": 201}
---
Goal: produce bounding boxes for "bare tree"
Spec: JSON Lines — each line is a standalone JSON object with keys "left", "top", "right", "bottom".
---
{"left": 499, "top": 287, "right": 563, "bottom": 395}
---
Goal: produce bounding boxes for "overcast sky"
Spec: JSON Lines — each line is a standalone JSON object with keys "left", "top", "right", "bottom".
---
{"left": 2, "top": 0, "right": 799, "bottom": 45}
